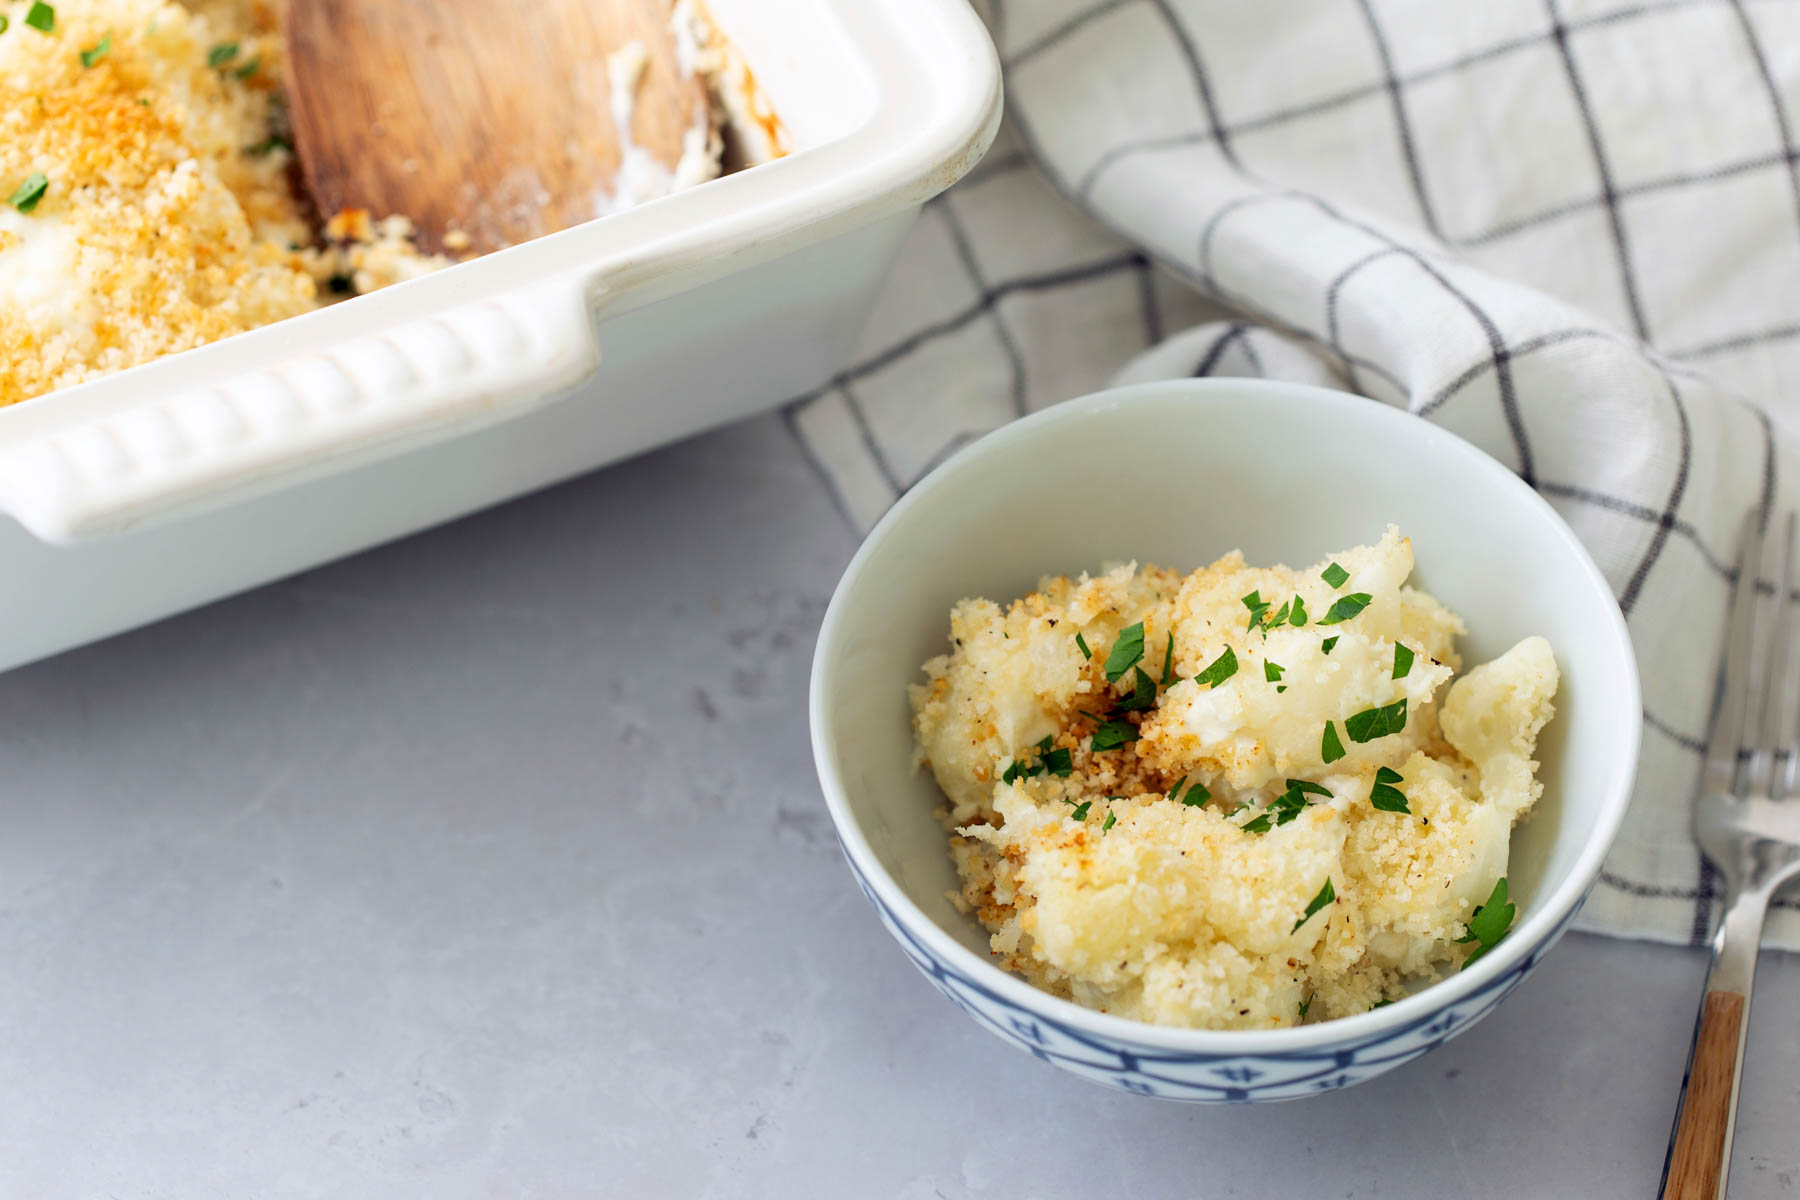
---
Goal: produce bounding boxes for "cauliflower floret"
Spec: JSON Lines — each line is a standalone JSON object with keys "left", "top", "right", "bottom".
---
{"left": 909, "top": 529, "right": 1558, "bottom": 1029}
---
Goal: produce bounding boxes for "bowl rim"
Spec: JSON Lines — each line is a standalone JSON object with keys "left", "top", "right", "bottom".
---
{"left": 810, "top": 377, "right": 1642, "bottom": 1054}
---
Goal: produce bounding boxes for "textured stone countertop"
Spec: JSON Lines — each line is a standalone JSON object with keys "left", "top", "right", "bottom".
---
{"left": 2, "top": 414, "right": 1796, "bottom": 1198}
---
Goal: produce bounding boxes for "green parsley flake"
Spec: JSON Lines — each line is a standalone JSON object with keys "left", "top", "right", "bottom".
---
{"left": 1369, "top": 765, "right": 1410, "bottom": 813}
{"left": 1000, "top": 758, "right": 1040, "bottom": 785}
{"left": 248, "top": 132, "right": 291, "bottom": 156}
{"left": 1177, "top": 778, "right": 1211, "bottom": 807}
{"left": 1322, "top": 636, "right": 1339, "bottom": 655}
{"left": 1289, "top": 595, "right": 1308, "bottom": 626}
{"left": 0, "top": 15, "right": 9, "bottom": 32}
{"left": 1299, "top": 994, "right": 1313, "bottom": 1020}
{"left": 1240, "top": 811, "right": 1274, "bottom": 835}
{"left": 1292, "top": 877, "right": 1336, "bottom": 933}
{"left": 24, "top": 2, "right": 53, "bottom": 32}
{"left": 1393, "top": 642, "right": 1414, "bottom": 679}
{"left": 79, "top": 32, "right": 109, "bottom": 66}
{"left": 1101, "top": 810, "right": 1117, "bottom": 833}
{"left": 234, "top": 55, "right": 260, "bottom": 79}
{"left": 1194, "top": 646, "right": 1237, "bottom": 688}
{"left": 1455, "top": 877, "right": 1516, "bottom": 968}
{"left": 1118, "top": 665, "right": 1158, "bottom": 712}
{"left": 1069, "top": 800, "right": 1092, "bottom": 822}
{"left": 1075, "top": 631, "right": 1092, "bottom": 660}
{"left": 1161, "top": 631, "right": 1175, "bottom": 686}
{"left": 1269, "top": 788, "right": 1308, "bottom": 826}
{"left": 1103, "top": 621, "right": 1146, "bottom": 682}
{"left": 1321, "top": 720, "right": 1346, "bottom": 764}
{"left": 207, "top": 40, "right": 238, "bottom": 67}
{"left": 1043, "top": 747, "right": 1073, "bottom": 778}
{"left": 1372, "top": 999, "right": 1394, "bottom": 1009}
{"left": 9, "top": 171, "right": 48, "bottom": 213}
{"left": 1286, "top": 779, "right": 1332, "bottom": 799}
{"left": 1321, "top": 561, "right": 1350, "bottom": 588}
{"left": 1241, "top": 590, "right": 1270, "bottom": 631}
{"left": 1090, "top": 719, "right": 1138, "bottom": 752}
{"left": 1265, "top": 660, "right": 1285, "bottom": 684}
{"left": 1345, "top": 698, "right": 1408, "bottom": 743}
{"left": 1267, "top": 599, "right": 1292, "bottom": 630}
{"left": 1317, "top": 592, "right": 1373, "bottom": 625}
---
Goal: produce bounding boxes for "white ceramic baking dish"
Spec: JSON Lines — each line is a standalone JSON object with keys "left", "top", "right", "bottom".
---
{"left": 0, "top": 0, "right": 1000, "bottom": 672}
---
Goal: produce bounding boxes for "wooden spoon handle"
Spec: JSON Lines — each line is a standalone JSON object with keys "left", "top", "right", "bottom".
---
{"left": 1660, "top": 990, "right": 1746, "bottom": 1200}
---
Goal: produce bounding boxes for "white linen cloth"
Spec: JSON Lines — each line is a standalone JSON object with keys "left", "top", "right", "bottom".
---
{"left": 788, "top": 0, "right": 1800, "bottom": 948}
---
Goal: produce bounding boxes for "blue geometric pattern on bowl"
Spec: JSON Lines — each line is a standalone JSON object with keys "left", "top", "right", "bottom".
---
{"left": 843, "top": 850, "right": 1583, "bottom": 1103}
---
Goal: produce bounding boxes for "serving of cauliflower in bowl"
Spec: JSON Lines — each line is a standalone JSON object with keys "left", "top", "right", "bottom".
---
{"left": 811, "top": 379, "right": 1639, "bottom": 1101}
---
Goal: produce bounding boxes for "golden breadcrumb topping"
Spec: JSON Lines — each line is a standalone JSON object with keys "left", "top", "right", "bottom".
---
{"left": 911, "top": 527, "right": 1560, "bottom": 1030}
{"left": 0, "top": 0, "right": 319, "bottom": 405}
{"left": 0, "top": 0, "right": 780, "bottom": 409}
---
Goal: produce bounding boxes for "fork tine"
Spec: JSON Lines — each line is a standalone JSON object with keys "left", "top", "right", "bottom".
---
{"left": 1704, "top": 510, "right": 1766, "bottom": 796}
{"left": 1749, "top": 512, "right": 1796, "bottom": 797}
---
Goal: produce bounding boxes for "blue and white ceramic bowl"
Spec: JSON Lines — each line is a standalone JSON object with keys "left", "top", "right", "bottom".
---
{"left": 810, "top": 379, "right": 1641, "bottom": 1102}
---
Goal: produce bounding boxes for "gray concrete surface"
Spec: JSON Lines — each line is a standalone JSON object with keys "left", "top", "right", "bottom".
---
{"left": 1, "top": 413, "right": 1795, "bottom": 1198}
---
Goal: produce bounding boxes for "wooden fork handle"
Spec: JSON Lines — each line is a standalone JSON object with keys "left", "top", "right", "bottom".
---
{"left": 1660, "top": 990, "right": 1746, "bottom": 1200}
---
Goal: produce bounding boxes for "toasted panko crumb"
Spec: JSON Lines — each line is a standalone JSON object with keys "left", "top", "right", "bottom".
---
{"left": 0, "top": 0, "right": 448, "bottom": 408}
{"left": 910, "top": 527, "right": 1560, "bottom": 1030}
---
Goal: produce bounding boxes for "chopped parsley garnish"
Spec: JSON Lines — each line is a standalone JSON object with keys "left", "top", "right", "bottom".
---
{"left": 1241, "top": 590, "right": 1270, "bottom": 631}
{"left": 1345, "top": 698, "right": 1408, "bottom": 743}
{"left": 1089, "top": 719, "right": 1138, "bottom": 752}
{"left": 1264, "top": 660, "right": 1285, "bottom": 684}
{"left": 1286, "top": 779, "right": 1332, "bottom": 799}
{"left": 1118, "top": 665, "right": 1158, "bottom": 712}
{"left": 1299, "top": 995, "right": 1312, "bottom": 1019}
{"left": 1321, "top": 721, "right": 1346, "bottom": 764}
{"left": 1002, "top": 737, "right": 1068, "bottom": 783}
{"left": 248, "top": 132, "right": 292, "bottom": 156}
{"left": 0, "top": 16, "right": 9, "bottom": 32}
{"left": 9, "top": 171, "right": 48, "bottom": 213}
{"left": 1035, "top": 735, "right": 1054, "bottom": 752}
{"left": 1240, "top": 811, "right": 1274, "bottom": 834}
{"left": 1174, "top": 777, "right": 1211, "bottom": 807}
{"left": 1321, "top": 561, "right": 1350, "bottom": 588}
{"left": 1103, "top": 621, "right": 1145, "bottom": 682}
{"left": 24, "top": 2, "right": 53, "bottom": 32}
{"left": 207, "top": 40, "right": 238, "bottom": 67}
{"left": 1369, "top": 766, "right": 1409, "bottom": 813}
{"left": 1392, "top": 642, "right": 1414, "bottom": 679}
{"left": 1161, "top": 631, "right": 1175, "bottom": 686}
{"left": 1288, "top": 595, "right": 1308, "bottom": 626}
{"left": 1321, "top": 636, "right": 1339, "bottom": 655}
{"left": 1069, "top": 800, "right": 1092, "bottom": 821}
{"left": 1194, "top": 646, "right": 1237, "bottom": 688}
{"left": 1372, "top": 999, "right": 1394, "bottom": 1009}
{"left": 1455, "top": 877, "right": 1516, "bottom": 968}
{"left": 1317, "top": 592, "right": 1373, "bottom": 625}
{"left": 1267, "top": 598, "right": 1292, "bottom": 630}
{"left": 1075, "top": 631, "right": 1092, "bottom": 660}
{"left": 234, "top": 55, "right": 260, "bottom": 79}
{"left": 1268, "top": 787, "right": 1309, "bottom": 826}
{"left": 1101, "top": 810, "right": 1117, "bottom": 833}
{"left": 79, "top": 33, "right": 110, "bottom": 67}
{"left": 1292, "top": 878, "right": 1336, "bottom": 933}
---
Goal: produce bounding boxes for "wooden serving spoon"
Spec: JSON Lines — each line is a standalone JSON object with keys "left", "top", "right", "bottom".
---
{"left": 284, "top": 0, "right": 712, "bottom": 256}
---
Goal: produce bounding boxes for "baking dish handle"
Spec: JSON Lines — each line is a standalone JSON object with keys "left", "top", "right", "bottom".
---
{"left": 0, "top": 268, "right": 601, "bottom": 544}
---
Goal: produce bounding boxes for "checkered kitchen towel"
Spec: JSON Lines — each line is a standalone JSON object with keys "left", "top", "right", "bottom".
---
{"left": 787, "top": 0, "right": 1800, "bottom": 949}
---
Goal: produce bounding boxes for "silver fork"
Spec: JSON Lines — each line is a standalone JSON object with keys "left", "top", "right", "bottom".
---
{"left": 1660, "top": 511, "right": 1800, "bottom": 1200}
